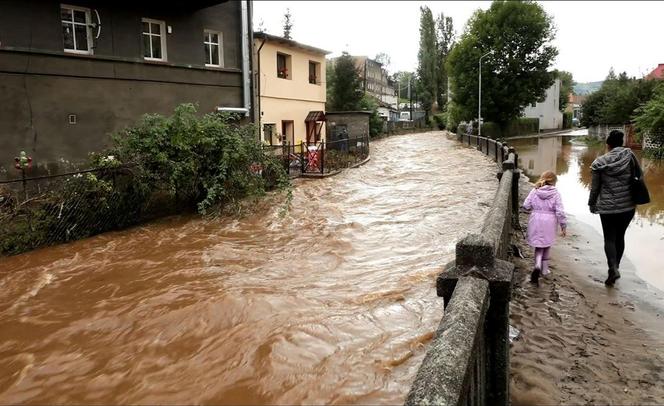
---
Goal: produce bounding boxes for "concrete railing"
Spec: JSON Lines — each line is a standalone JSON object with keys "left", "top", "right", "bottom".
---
{"left": 405, "top": 133, "right": 520, "bottom": 406}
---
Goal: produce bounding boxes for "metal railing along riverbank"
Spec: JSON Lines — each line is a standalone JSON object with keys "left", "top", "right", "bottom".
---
{"left": 406, "top": 133, "right": 520, "bottom": 406}
{"left": 263, "top": 134, "right": 370, "bottom": 177}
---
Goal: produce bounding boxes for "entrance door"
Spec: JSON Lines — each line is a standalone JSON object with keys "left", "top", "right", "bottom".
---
{"left": 281, "top": 120, "right": 294, "bottom": 145}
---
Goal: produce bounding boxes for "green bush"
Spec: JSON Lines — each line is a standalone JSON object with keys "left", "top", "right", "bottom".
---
{"left": 359, "top": 95, "right": 385, "bottom": 138}
{"left": 1, "top": 104, "right": 291, "bottom": 256}
{"left": 446, "top": 101, "right": 464, "bottom": 133}
{"left": 109, "top": 104, "right": 289, "bottom": 214}
{"left": 433, "top": 113, "right": 447, "bottom": 130}
{"left": 562, "top": 111, "right": 573, "bottom": 129}
{"left": 644, "top": 147, "right": 664, "bottom": 160}
{"left": 480, "top": 122, "right": 502, "bottom": 139}
{"left": 503, "top": 117, "right": 539, "bottom": 137}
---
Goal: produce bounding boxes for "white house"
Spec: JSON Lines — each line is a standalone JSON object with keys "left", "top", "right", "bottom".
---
{"left": 522, "top": 78, "right": 563, "bottom": 131}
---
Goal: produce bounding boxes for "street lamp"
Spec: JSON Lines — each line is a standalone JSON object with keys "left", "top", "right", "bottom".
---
{"left": 478, "top": 51, "right": 491, "bottom": 137}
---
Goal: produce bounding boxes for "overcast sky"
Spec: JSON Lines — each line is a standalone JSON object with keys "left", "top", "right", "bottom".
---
{"left": 253, "top": 1, "right": 664, "bottom": 83}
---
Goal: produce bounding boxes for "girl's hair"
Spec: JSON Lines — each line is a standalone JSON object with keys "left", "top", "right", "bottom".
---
{"left": 535, "top": 170, "right": 557, "bottom": 188}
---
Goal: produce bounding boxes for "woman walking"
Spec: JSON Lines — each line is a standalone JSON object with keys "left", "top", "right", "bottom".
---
{"left": 588, "top": 130, "right": 640, "bottom": 286}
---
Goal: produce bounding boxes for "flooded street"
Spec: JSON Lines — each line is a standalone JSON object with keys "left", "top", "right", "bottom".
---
{"left": 511, "top": 131, "right": 664, "bottom": 293}
{"left": 0, "top": 132, "right": 499, "bottom": 404}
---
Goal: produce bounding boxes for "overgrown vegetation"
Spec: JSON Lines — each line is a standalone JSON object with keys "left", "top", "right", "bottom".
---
{"left": 359, "top": 95, "right": 385, "bottom": 137}
{"left": 109, "top": 104, "right": 289, "bottom": 214}
{"left": 0, "top": 104, "right": 290, "bottom": 255}
{"left": 634, "top": 81, "right": 664, "bottom": 153}
{"left": 563, "top": 111, "right": 573, "bottom": 129}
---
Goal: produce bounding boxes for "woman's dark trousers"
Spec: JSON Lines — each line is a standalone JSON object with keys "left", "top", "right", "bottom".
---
{"left": 599, "top": 209, "right": 635, "bottom": 271}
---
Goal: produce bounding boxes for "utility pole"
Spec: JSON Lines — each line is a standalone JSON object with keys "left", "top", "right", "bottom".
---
{"left": 397, "top": 77, "right": 401, "bottom": 116}
{"left": 409, "top": 77, "right": 413, "bottom": 121}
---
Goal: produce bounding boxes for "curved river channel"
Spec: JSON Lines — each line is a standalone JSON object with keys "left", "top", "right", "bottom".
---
{"left": 0, "top": 132, "right": 499, "bottom": 404}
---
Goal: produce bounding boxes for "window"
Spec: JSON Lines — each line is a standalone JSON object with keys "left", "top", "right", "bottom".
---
{"left": 142, "top": 18, "right": 167, "bottom": 61}
{"left": 531, "top": 102, "right": 537, "bottom": 108}
{"left": 308, "top": 61, "right": 320, "bottom": 84}
{"left": 61, "top": 5, "right": 93, "bottom": 54}
{"left": 204, "top": 30, "right": 223, "bottom": 67}
{"left": 277, "top": 52, "right": 291, "bottom": 79}
{"left": 263, "top": 123, "right": 275, "bottom": 143}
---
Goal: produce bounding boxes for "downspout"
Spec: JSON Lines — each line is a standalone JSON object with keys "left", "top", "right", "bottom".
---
{"left": 256, "top": 36, "right": 267, "bottom": 143}
{"left": 240, "top": 0, "right": 251, "bottom": 118}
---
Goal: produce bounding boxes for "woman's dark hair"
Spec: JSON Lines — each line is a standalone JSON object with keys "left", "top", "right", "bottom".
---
{"left": 606, "top": 130, "right": 624, "bottom": 148}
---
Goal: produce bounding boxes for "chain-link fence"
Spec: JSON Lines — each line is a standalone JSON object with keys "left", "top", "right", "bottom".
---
{"left": 0, "top": 166, "right": 171, "bottom": 256}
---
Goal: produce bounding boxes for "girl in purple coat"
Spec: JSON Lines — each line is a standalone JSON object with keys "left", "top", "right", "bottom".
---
{"left": 523, "top": 171, "right": 567, "bottom": 284}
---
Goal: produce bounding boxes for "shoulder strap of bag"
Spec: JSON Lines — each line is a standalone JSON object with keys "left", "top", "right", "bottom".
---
{"left": 630, "top": 152, "right": 642, "bottom": 179}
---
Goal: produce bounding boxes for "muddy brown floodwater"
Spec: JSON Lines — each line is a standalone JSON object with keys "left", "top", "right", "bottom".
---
{"left": 0, "top": 132, "right": 499, "bottom": 405}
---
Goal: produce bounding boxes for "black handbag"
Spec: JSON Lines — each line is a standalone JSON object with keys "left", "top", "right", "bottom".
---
{"left": 630, "top": 153, "right": 650, "bottom": 205}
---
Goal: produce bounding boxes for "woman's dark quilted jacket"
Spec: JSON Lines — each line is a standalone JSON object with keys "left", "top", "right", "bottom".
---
{"left": 588, "top": 147, "right": 636, "bottom": 214}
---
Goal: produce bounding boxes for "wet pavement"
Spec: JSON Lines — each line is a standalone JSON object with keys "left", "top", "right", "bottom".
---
{"left": 511, "top": 130, "right": 664, "bottom": 292}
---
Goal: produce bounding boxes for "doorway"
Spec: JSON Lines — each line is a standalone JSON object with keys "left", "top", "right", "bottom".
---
{"left": 281, "top": 120, "right": 294, "bottom": 145}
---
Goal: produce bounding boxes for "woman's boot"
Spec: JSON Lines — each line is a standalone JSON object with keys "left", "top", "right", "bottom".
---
{"left": 605, "top": 268, "right": 621, "bottom": 286}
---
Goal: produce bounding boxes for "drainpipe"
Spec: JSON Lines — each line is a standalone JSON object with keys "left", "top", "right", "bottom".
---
{"left": 240, "top": 0, "right": 251, "bottom": 118}
{"left": 256, "top": 36, "right": 267, "bottom": 143}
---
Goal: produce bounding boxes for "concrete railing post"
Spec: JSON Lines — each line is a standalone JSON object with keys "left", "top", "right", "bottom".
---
{"left": 437, "top": 233, "right": 514, "bottom": 406}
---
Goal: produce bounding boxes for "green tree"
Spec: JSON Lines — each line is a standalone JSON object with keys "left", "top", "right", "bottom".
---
{"left": 328, "top": 52, "right": 364, "bottom": 111}
{"left": 556, "top": 70, "right": 574, "bottom": 111}
{"left": 634, "top": 81, "right": 664, "bottom": 147}
{"left": 634, "top": 82, "right": 664, "bottom": 132}
{"left": 283, "top": 8, "right": 293, "bottom": 39}
{"left": 436, "top": 13, "right": 455, "bottom": 110}
{"left": 359, "top": 95, "right": 385, "bottom": 137}
{"left": 581, "top": 69, "right": 658, "bottom": 127}
{"left": 417, "top": 6, "right": 438, "bottom": 116}
{"left": 447, "top": 0, "right": 558, "bottom": 128}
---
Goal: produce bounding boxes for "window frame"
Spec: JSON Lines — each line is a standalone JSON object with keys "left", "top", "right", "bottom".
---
{"left": 204, "top": 29, "right": 224, "bottom": 68}
{"left": 277, "top": 52, "right": 291, "bottom": 80}
{"left": 61, "top": 4, "right": 94, "bottom": 55}
{"left": 141, "top": 17, "right": 167, "bottom": 62}
{"left": 308, "top": 60, "right": 320, "bottom": 85}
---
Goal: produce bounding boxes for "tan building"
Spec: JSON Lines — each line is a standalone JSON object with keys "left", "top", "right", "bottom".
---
{"left": 253, "top": 32, "right": 329, "bottom": 146}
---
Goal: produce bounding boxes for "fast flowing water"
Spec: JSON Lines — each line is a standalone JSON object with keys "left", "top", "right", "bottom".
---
{"left": 511, "top": 131, "right": 664, "bottom": 293}
{"left": 0, "top": 132, "right": 499, "bottom": 405}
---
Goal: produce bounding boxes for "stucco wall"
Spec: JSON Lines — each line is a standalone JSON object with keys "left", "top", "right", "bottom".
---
{"left": 255, "top": 40, "right": 326, "bottom": 103}
{"left": 260, "top": 97, "right": 326, "bottom": 145}
{"left": 0, "top": 1, "right": 246, "bottom": 175}
{"left": 254, "top": 37, "right": 327, "bottom": 145}
{"left": 326, "top": 112, "right": 370, "bottom": 140}
{"left": 523, "top": 79, "right": 563, "bottom": 130}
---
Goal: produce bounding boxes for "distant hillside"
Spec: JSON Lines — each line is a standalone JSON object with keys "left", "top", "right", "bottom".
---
{"left": 574, "top": 81, "right": 603, "bottom": 95}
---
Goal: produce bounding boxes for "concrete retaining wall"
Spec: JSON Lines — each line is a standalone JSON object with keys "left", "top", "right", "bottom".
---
{"left": 406, "top": 132, "right": 518, "bottom": 406}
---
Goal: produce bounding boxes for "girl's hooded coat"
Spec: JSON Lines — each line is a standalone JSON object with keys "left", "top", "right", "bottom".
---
{"left": 523, "top": 185, "right": 567, "bottom": 248}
